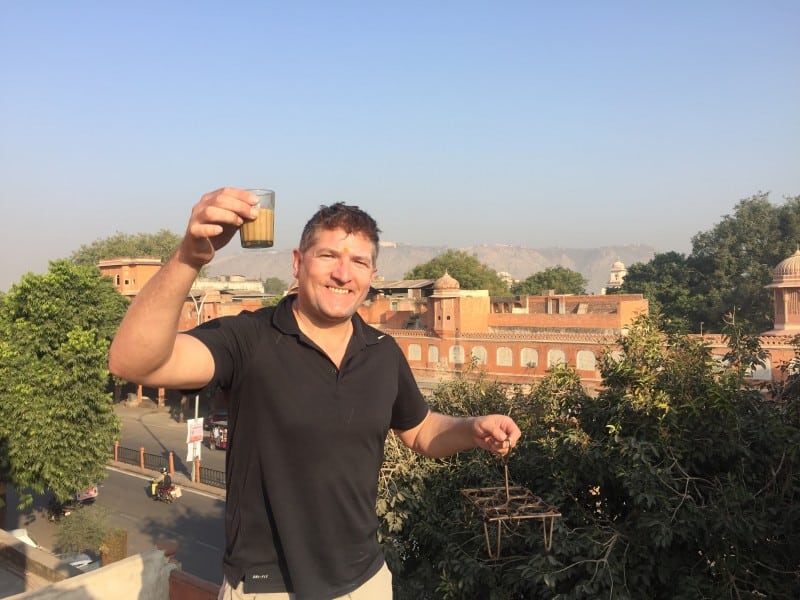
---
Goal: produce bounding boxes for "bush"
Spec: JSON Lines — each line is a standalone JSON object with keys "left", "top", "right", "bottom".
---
{"left": 379, "top": 316, "right": 800, "bottom": 599}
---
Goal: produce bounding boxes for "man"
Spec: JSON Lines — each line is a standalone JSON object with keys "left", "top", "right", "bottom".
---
{"left": 152, "top": 467, "right": 172, "bottom": 499}
{"left": 109, "top": 187, "right": 521, "bottom": 599}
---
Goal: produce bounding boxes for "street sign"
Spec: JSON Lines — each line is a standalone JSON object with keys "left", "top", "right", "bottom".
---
{"left": 187, "top": 418, "right": 204, "bottom": 443}
{"left": 187, "top": 418, "right": 204, "bottom": 462}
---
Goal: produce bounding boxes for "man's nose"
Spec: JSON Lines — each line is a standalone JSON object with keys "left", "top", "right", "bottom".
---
{"left": 331, "top": 257, "right": 352, "bottom": 281}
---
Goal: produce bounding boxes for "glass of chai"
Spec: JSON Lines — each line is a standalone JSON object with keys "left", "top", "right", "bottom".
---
{"left": 240, "top": 189, "right": 275, "bottom": 248}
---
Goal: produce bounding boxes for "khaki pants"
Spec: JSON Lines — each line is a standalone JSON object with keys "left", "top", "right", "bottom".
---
{"left": 217, "top": 562, "right": 393, "bottom": 599}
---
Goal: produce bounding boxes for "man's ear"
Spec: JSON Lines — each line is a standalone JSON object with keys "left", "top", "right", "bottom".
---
{"left": 291, "top": 248, "right": 302, "bottom": 278}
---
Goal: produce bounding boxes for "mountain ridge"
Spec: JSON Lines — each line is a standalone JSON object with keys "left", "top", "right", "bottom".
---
{"left": 207, "top": 243, "right": 657, "bottom": 294}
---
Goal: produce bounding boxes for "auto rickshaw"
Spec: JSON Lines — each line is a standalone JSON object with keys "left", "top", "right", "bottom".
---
{"left": 209, "top": 421, "right": 228, "bottom": 450}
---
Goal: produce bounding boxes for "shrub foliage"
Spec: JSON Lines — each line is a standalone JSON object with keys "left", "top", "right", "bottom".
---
{"left": 378, "top": 315, "right": 800, "bottom": 598}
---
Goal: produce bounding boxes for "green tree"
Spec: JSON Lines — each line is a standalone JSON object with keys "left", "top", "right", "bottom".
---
{"left": 69, "top": 229, "right": 182, "bottom": 267}
{"left": 616, "top": 193, "right": 800, "bottom": 334}
{"left": 615, "top": 251, "right": 701, "bottom": 332}
{"left": 404, "top": 250, "right": 509, "bottom": 295}
{"left": 0, "top": 260, "right": 126, "bottom": 508}
{"left": 689, "top": 193, "right": 791, "bottom": 333}
{"left": 512, "top": 265, "right": 588, "bottom": 295}
{"left": 379, "top": 315, "right": 800, "bottom": 598}
{"left": 262, "top": 276, "right": 288, "bottom": 295}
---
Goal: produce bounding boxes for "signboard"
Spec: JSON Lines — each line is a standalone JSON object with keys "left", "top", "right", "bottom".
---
{"left": 187, "top": 418, "right": 204, "bottom": 443}
{"left": 186, "top": 418, "right": 204, "bottom": 461}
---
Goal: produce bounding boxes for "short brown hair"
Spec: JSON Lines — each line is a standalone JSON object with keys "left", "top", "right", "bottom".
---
{"left": 299, "top": 202, "right": 381, "bottom": 262}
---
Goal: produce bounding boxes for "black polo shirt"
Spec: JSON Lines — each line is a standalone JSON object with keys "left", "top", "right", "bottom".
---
{"left": 186, "top": 296, "right": 429, "bottom": 599}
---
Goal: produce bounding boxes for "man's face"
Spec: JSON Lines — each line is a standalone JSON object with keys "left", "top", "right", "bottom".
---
{"left": 292, "top": 227, "right": 377, "bottom": 326}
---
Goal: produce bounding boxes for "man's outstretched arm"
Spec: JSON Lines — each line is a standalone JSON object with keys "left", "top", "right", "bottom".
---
{"left": 395, "top": 411, "right": 521, "bottom": 459}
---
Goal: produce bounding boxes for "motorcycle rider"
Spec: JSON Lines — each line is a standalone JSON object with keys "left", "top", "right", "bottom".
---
{"left": 155, "top": 467, "right": 172, "bottom": 499}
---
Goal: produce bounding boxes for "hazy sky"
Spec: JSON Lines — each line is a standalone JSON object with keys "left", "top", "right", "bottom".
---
{"left": 1, "top": 1, "right": 798, "bottom": 291}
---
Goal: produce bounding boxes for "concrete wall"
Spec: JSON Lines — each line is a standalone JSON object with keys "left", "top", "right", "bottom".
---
{"left": 6, "top": 547, "right": 175, "bottom": 600}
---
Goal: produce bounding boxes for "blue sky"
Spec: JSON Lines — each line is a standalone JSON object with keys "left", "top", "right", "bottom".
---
{"left": 1, "top": 1, "right": 798, "bottom": 290}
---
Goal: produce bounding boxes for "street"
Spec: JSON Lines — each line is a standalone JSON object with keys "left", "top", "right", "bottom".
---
{"left": 3, "top": 403, "right": 229, "bottom": 587}
{"left": 115, "top": 403, "right": 226, "bottom": 476}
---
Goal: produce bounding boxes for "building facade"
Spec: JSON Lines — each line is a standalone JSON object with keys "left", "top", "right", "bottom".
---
{"left": 361, "top": 252, "right": 800, "bottom": 393}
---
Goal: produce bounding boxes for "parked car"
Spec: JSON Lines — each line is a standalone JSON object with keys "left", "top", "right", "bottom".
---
{"left": 75, "top": 484, "right": 99, "bottom": 503}
{"left": 56, "top": 552, "right": 101, "bottom": 572}
{"left": 204, "top": 408, "right": 228, "bottom": 430}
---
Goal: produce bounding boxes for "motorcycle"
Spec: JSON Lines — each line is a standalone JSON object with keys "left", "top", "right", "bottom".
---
{"left": 48, "top": 485, "right": 99, "bottom": 521}
{"left": 150, "top": 478, "right": 182, "bottom": 503}
{"left": 47, "top": 497, "right": 75, "bottom": 522}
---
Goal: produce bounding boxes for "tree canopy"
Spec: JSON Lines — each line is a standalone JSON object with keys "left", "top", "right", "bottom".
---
{"left": 512, "top": 265, "right": 588, "bottom": 295}
{"left": 262, "top": 276, "right": 289, "bottom": 295}
{"left": 0, "top": 260, "right": 127, "bottom": 506}
{"left": 404, "top": 250, "right": 509, "bottom": 295}
{"left": 379, "top": 315, "right": 800, "bottom": 598}
{"left": 69, "top": 229, "right": 182, "bottom": 267}
{"left": 618, "top": 192, "right": 800, "bottom": 333}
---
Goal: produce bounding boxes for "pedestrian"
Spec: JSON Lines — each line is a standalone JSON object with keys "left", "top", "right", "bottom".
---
{"left": 108, "top": 187, "right": 521, "bottom": 599}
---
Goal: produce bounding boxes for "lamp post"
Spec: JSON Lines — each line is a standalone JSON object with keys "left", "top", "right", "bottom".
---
{"left": 188, "top": 289, "right": 209, "bottom": 482}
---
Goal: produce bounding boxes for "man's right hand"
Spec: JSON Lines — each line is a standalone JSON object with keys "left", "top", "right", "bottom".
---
{"left": 178, "top": 187, "right": 260, "bottom": 269}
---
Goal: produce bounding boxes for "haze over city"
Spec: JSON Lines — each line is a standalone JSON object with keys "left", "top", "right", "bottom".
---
{"left": 1, "top": 1, "right": 798, "bottom": 292}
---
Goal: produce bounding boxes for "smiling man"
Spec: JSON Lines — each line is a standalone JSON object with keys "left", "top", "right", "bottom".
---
{"left": 108, "top": 188, "right": 521, "bottom": 600}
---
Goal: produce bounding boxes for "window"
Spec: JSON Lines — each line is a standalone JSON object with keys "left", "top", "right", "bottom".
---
{"left": 746, "top": 358, "right": 772, "bottom": 381}
{"left": 408, "top": 344, "right": 422, "bottom": 361}
{"left": 497, "top": 347, "right": 513, "bottom": 367}
{"left": 471, "top": 346, "right": 487, "bottom": 365}
{"left": 547, "top": 349, "right": 567, "bottom": 367}
{"left": 521, "top": 348, "right": 538, "bottom": 368}
{"left": 576, "top": 350, "right": 596, "bottom": 370}
{"left": 428, "top": 345, "right": 439, "bottom": 364}
{"left": 449, "top": 345, "right": 465, "bottom": 365}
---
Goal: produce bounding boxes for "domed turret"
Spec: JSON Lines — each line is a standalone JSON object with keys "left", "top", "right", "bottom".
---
{"left": 433, "top": 271, "right": 460, "bottom": 291}
{"left": 772, "top": 249, "right": 800, "bottom": 285}
{"left": 765, "top": 249, "right": 800, "bottom": 334}
{"left": 606, "top": 258, "right": 627, "bottom": 291}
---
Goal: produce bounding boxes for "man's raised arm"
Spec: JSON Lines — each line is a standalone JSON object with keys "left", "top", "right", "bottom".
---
{"left": 108, "top": 187, "right": 259, "bottom": 389}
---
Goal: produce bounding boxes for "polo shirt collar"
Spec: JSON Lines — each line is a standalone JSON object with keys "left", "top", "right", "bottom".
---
{"left": 272, "top": 295, "right": 384, "bottom": 349}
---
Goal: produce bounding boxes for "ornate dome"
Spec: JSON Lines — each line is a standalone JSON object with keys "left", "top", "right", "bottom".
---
{"left": 768, "top": 249, "right": 800, "bottom": 288}
{"left": 433, "top": 271, "right": 460, "bottom": 290}
{"left": 775, "top": 250, "right": 800, "bottom": 278}
{"left": 611, "top": 259, "right": 626, "bottom": 271}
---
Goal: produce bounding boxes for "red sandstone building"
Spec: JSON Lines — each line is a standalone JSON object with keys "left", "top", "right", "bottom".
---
{"left": 100, "top": 253, "right": 800, "bottom": 399}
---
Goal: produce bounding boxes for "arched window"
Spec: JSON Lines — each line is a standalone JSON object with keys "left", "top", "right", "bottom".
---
{"left": 521, "top": 348, "right": 538, "bottom": 368}
{"left": 471, "top": 346, "right": 488, "bottom": 365}
{"left": 428, "top": 345, "right": 439, "bottom": 364}
{"left": 746, "top": 357, "right": 772, "bottom": 380}
{"left": 576, "top": 350, "right": 596, "bottom": 370}
{"left": 497, "top": 347, "right": 513, "bottom": 367}
{"left": 547, "top": 349, "right": 567, "bottom": 367}
{"left": 449, "top": 345, "right": 465, "bottom": 365}
{"left": 408, "top": 344, "right": 422, "bottom": 361}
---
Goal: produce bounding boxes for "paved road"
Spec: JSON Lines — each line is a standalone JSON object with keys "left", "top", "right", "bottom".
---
{"left": 3, "top": 402, "right": 230, "bottom": 588}
{"left": 116, "top": 403, "right": 226, "bottom": 476}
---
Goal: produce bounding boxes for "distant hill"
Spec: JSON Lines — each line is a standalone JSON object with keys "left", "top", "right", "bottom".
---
{"left": 207, "top": 243, "right": 658, "bottom": 294}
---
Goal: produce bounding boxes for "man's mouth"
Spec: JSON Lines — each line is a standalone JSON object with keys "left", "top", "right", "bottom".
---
{"left": 327, "top": 286, "right": 350, "bottom": 295}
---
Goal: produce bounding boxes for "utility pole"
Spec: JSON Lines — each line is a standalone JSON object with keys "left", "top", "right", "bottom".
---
{"left": 188, "top": 289, "right": 209, "bottom": 482}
